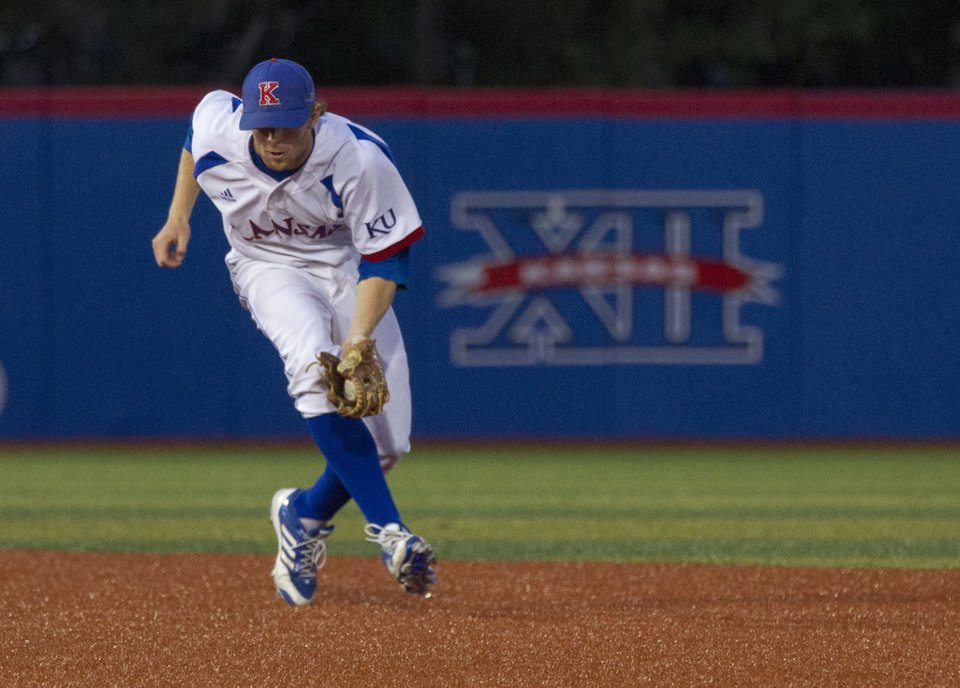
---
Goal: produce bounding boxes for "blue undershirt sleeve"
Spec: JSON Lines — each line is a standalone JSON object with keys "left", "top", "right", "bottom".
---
{"left": 358, "top": 247, "right": 410, "bottom": 288}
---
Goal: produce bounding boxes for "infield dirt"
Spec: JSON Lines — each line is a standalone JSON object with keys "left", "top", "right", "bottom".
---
{"left": 2, "top": 550, "right": 958, "bottom": 687}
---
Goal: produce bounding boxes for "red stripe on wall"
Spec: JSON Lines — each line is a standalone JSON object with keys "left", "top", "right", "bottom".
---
{"left": 1, "top": 86, "right": 959, "bottom": 120}
{"left": 0, "top": 86, "right": 215, "bottom": 117}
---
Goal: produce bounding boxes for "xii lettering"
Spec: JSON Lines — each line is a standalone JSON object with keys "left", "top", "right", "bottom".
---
{"left": 364, "top": 208, "right": 397, "bottom": 238}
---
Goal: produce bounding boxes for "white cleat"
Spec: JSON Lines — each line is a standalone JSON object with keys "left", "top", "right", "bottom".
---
{"left": 270, "top": 488, "right": 334, "bottom": 606}
{"left": 364, "top": 522, "right": 437, "bottom": 596}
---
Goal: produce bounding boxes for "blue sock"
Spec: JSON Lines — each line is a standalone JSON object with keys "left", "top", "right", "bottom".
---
{"left": 299, "top": 413, "right": 403, "bottom": 527}
{"left": 294, "top": 467, "right": 351, "bottom": 522}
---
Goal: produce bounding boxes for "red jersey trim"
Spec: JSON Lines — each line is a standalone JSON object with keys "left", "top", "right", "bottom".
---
{"left": 362, "top": 226, "right": 425, "bottom": 263}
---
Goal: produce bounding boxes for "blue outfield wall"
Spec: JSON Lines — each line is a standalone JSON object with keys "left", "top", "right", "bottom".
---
{"left": 0, "top": 90, "right": 957, "bottom": 440}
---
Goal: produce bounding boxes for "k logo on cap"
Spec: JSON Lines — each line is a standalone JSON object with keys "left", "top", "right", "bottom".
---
{"left": 240, "top": 58, "right": 316, "bottom": 130}
{"left": 258, "top": 82, "right": 280, "bottom": 106}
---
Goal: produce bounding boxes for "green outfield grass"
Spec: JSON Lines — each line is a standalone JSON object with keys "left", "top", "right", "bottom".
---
{"left": 1, "top": 443, "right": 958, "bottom": 568}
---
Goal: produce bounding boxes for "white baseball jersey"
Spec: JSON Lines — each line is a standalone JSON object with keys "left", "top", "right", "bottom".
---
{"left": 189, "top": 90, "right": 423, "bottom": 270}
{"left": 186, "top": 90, "right": 419, "bottom": 458}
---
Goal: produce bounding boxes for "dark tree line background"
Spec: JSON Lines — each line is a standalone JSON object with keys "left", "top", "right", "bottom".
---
{"left": 2, "top": 1, "right": 959, "bottom": 89}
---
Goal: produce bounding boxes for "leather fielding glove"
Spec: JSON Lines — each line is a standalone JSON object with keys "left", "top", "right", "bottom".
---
{"left": 312, "top": 338, "right": 390, "bottom": 418}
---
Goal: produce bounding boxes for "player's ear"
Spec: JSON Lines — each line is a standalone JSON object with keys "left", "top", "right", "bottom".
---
{"left": 311, "top": 101, "right": 327, "bottom": 123}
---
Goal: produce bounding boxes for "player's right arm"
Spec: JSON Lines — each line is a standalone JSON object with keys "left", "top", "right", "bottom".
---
{"left": 152, "top": 148, "right": 200, "bottom": 268}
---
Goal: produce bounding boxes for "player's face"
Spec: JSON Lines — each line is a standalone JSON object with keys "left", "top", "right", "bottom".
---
{"left": 251, "top": 105, "right": 322, "bottom": 171}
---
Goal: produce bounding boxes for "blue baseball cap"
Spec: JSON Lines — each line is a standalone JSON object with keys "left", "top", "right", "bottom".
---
{"left": 239, "top": 58, "right": 316, "bottom": 130}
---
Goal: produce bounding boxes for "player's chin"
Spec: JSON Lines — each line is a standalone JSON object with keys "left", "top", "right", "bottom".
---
{"left": 265, "top": 155, "right": 295, "bottom": 171}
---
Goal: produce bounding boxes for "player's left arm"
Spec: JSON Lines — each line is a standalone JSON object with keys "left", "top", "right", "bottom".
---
{"left": 339, "top": 142, "right": 422, "bottom": 348}
{"left": 342, "top": 275, "right": 398, "bottom": 350}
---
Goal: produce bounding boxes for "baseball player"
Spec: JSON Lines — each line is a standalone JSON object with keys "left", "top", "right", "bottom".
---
{"left": 151, "top": 58, "right": 436, "bottom": 603}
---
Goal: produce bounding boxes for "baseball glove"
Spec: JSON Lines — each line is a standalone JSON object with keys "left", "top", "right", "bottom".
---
{"left": 312, "top": 338, "right": 390, "bottom": 418}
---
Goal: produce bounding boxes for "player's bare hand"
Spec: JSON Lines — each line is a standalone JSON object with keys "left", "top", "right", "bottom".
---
{"left": 152, "top": 218, "right": 192, "bottom": 268}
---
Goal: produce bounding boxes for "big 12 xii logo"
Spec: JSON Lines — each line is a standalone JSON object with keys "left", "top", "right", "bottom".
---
{"left": 436, "top": 189, "right": 782, "bottom": 367}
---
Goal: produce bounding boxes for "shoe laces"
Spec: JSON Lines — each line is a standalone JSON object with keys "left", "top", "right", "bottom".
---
{"left": 363, "top": 523, "right": 404, "bottom": 542}
{"left": 295, "top": 528, "right": 330, "bottom": 576}
{"left": 364, "top": 524, "right": 432, "bottom": 572}
{"left": 363, "top": 523, "right": 405, "bottom": 550}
